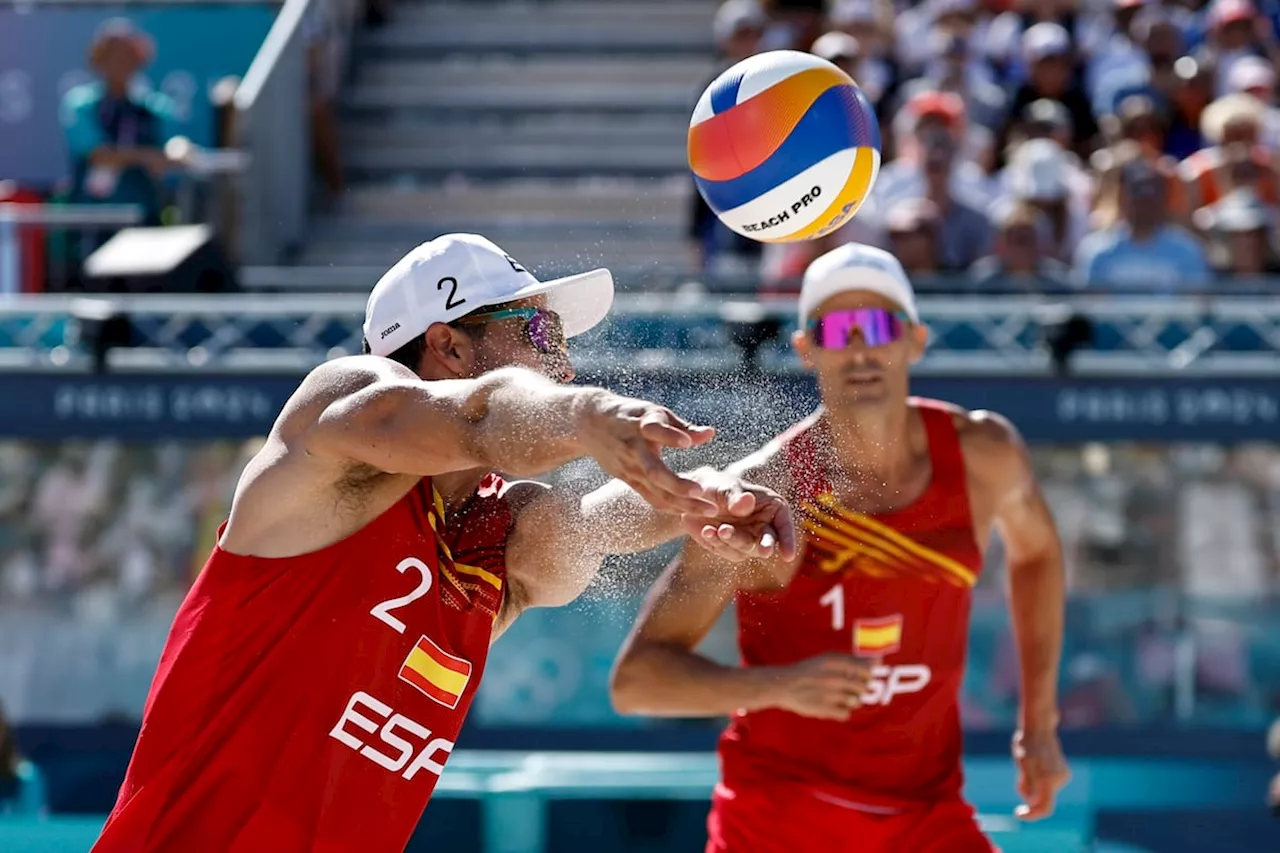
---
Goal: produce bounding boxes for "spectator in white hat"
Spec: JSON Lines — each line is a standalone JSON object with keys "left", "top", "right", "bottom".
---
{"left": 688, "top": 1, "right": 767, "bottom": 277}
{"left": 1196, "top": 0, "right": 1280, "bottom": 97}
{"left": 1179, "top": 92, "right": 1279, "bottom": 213}
{"left": 1193, "top": 186, "right": 1280, "bottom": 276}
{"left": 1223, "top": 54, "right": 1280, "bottom": 149}
{"left": 1009, "top": 22, "right": 1101, "bottom": 153}
{"left": 999, "top": 137, "right": 1093, "bottom": 260}
{"left": 829, "top": 0, "right": 896, "bottom": 108}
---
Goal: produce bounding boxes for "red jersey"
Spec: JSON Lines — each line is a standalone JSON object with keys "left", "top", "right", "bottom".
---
{"left": 93, "top": 475, "right": 511, "bottom": 853}
{"left": 718, "top": 400, "right": 984, "bottom": 810}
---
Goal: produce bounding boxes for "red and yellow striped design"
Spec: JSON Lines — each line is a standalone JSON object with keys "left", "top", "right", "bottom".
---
{"left": 398, "top": 635, "right": 473, "bottom": 709}
{"left": 801, "top": 494, "right": 978, "bottom": 588}
{"left": 853, "top": 614, "right": 903, "bottom": 656}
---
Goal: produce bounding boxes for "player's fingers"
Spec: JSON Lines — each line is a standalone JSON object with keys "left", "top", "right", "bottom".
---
{"left": 639, "top": 410, "right": 715, "bottom": 448}
{"left": 771, "top": 502, "right": 799, "bottom": 562}
{"left": 809, "top": 700, "right": 853, "bottom": 721}
{"left": 636, "top": 451, "right": 717, "bottom": 515}
{"left": 1014, "top": 769, "right": 1031, "bottom": 801}
{"left": 822, "top": 654, "right": 878, "bottom": 680}
{"left": 725, "top": 487, "right": 756, "bottom": 517}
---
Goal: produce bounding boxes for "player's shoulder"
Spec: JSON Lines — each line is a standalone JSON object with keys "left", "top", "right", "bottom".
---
{"left": 935, "top": 402, "right": 1032, "bottom": 488}
{"left": 287, "top": 355, "right": 413, "bottom": 412}
{"left": 918, "top": 398, "right": 1026, "bottom": 457}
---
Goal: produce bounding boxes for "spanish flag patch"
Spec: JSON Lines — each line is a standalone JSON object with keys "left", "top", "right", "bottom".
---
{"left": 398, "top": 635, "right": 473, "bottom": 709}
{"left": 853, "top": 614, "right": 903, "bottom": 657}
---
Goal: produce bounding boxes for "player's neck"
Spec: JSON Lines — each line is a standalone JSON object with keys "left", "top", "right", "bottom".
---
{"left": 431, "top": 469, "right": 491, "bottom": 514}
{"left": 821, "top": 403, "right": 914, "bottom": 480}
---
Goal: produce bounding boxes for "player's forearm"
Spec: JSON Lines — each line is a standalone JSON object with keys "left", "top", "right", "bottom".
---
{"left": 611, "top": 644, "right": 783, "bottom": 717}
{"left": 463, "top": 369, "right": 607, "bottom": 477}
{"left": 1008, "top": 555, "right": 1065, "bottom": 731}
{"left": 344, "top": 367, "right": 604, "bottom": 478}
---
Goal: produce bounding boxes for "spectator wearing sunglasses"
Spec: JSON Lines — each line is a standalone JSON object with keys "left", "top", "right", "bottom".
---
{"left": 1194, "top": 186, "right": 1280, "bottom": 276}
{"left": 1075, "top": 148, "right": 1210, "bottom": 289}
{"left": 970, "top": 201, "right": 1072, "bottom": 292}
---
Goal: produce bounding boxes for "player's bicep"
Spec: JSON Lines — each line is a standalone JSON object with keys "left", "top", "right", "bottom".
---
{"left": 501, "top": 483, "right": 597, "bottom": 613}
{"left": 983, "top": 415, "right": 1061, "bottom": 567}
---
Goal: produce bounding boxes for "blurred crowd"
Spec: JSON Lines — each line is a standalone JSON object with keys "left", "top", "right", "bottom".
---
{"left": 0, "top": 441, "right": 254, "bottom": 617}
{"left": 694, "top": 0, "right": 1280, "bottom": 290}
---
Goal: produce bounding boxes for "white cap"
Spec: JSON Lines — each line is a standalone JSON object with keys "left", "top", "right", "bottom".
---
{"left": 1227, "top": 55, "right": 1276, "bottom": 93}
{"left": 1022, "top": 22, "right": 1071, "bottom": 64}
{"left": 1009, "top": 138, "right": 1068, "bottom": 202}
{"left": 811, "top": 31, "right": 861, "bottom": 62}
{"left": 713, "top": 0, "right": 765, "bottom": 45}
{"left": 830, "top": 0, "right": 876, "bottom": 26}
{"left": 798, "top": 242, "right": 919, "bottom": 325}
{"left": 363, "top": 233, "right": 614, "bottom": 357}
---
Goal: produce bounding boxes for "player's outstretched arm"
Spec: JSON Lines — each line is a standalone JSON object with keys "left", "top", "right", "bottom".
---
{"left": 968, "top": 411, "right": 1070, "bottom": 820}
{"left": 609, "top": 447, "right": 871, "bottom": 720}
{"left": 497, "top": 469, "right": 797, "bottom": 623}
{"left": 295, "top": 356, "right": 718, "bottom": 514}
{"left": 610, "top": 542, "right": 871, "bottom": 721}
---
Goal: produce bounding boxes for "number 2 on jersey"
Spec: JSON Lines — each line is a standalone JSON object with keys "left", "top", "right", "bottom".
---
{"left": 370, "top": 557, "right": 433, "bottom": 634}
{"left": 820, "top": 583, "right": 845, "bottom": 631}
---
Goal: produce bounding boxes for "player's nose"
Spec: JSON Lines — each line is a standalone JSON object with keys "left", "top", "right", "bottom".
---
{"left": 555, "top": 355, "right": 577, "bottom": 384}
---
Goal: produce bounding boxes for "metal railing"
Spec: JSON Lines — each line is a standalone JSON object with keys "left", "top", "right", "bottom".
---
{"left": 232, "top": 0, "right": 312, "bottom": 265}
{"left": 0, "top": 204, "right": 145, "bottom": 296}
{"left": 232, "top": 0, "right": 363, "bottom": 264}
{"left": 0, "top": 293, "right": 1276, "bottom": 376}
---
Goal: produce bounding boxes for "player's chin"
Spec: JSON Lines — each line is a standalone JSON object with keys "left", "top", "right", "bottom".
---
{"left": 837, "top": 383, "right": 890, "bottom": 405}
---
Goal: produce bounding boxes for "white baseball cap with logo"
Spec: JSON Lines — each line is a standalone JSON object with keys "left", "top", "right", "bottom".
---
{"left": 363, "top": 233, "right": 615, "bottom": 357}
{"left": 798, "top": 242, "right": 919, "bottom": 325}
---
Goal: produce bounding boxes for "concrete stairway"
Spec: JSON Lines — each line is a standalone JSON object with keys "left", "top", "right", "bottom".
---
{"left": 301, "top": 0, "right": 718, "bottom": 285}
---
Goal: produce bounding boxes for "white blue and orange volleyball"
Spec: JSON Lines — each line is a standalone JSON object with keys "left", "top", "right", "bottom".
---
{"left": 688, "top": 50, "right": 881, "bottom": 243}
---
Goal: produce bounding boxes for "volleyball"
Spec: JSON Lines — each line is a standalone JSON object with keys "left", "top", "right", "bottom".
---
{"left": 688, "top": 50, "right": 882, "bottom": 243}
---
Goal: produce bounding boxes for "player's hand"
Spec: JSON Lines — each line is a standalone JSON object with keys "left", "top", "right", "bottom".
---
{"left": 680, "top": 475, "right": 798, "bottom": 564}
{"left": 770, "top": 653, "right": 876, "bottom": 721}
{"left": 578, "top": 392, "right": 719, "bottom": 518}
{"left": 1012, "top": 728, "right": 1070, "bottom": 821}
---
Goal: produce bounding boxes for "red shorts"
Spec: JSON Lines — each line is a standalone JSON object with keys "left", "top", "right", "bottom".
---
{"left": 706, "top": 782, "right": 999, "bottom": 853}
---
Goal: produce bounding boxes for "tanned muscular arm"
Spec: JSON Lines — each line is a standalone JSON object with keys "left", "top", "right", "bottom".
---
{"left": 302, "top": 357, "right": 700, "bottom": 485}
{"left": 964, "top": 411, "right": 1071, "bottom": 821}
{"left": 495, "top": 468, "right": 798, "bottom": 637}
{"left": 223, "top": 356, "right": 720, "bottom": 557}
{"left": 609, "top": 447, "right": 874, "bottom": 722}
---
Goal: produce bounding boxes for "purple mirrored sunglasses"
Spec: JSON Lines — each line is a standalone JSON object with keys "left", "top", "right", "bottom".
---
{"left": 807, "top": 308, "right": 911, "bottom": 349}
{"left": 455, "top": 307, "right": 567, "bottom": 355}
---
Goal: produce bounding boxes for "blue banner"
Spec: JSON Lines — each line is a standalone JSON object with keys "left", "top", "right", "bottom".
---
{"left": 1, "top": 372, "right": 1277, "bottom": 443}
{"left": 0, "top": 2, "right": 277, "bottom": 187}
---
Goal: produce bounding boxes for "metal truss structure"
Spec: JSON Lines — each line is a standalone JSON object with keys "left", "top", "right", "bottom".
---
{"left": 0, "top": 294, "right": 1276, "bottom": 375}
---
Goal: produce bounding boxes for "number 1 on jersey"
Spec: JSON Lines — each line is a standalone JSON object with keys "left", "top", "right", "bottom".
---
{"left": 820, "top": 583, "right": 845, "bottom": 631}
{"left": 370, "top": 557, "right": 433, "bottom": 634}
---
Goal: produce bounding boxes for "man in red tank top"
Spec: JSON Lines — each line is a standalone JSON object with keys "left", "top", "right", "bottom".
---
{"left": 613, "top": 242, "right": 1071, "bottom": 853}
{"left": 91, "top": 233, "right": 797, "bottom": 853}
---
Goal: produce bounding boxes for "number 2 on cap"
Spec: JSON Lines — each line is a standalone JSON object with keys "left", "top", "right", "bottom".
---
{"left": 438, "top": 277, "right": 466, "bottom": 310}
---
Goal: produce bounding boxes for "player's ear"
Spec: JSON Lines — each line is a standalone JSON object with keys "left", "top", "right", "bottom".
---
{"left": 792, "top": 329, "right": 816, "bottom": 369}
{"left": 423, "top": 323, "right": 478, "bottom": 378}
{"left": 907, "top": 323, "right": 930, "bottom": 365}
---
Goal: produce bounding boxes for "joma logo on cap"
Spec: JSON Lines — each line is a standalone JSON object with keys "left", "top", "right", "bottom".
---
{"left": 504, "top": 254, "right": 527, "bottom": 274}
{"left": 380, "top": 322, "right": 401, "bottom": 339}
